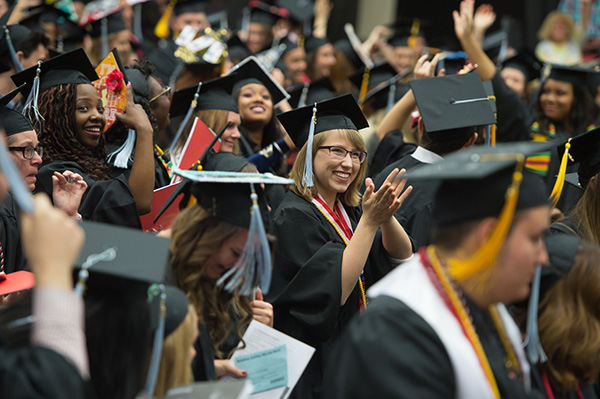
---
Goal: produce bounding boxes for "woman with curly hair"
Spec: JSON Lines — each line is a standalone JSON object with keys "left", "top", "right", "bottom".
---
{"left": 11, "top": 49, "right": 155, "bottom": 228}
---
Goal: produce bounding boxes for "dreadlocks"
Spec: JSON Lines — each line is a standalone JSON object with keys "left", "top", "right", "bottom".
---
{"left": 37, "top": 83, "right": 111, "bottom": 181}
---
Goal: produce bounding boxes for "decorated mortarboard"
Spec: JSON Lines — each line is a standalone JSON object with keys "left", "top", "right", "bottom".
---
{"left": 79, "top": 0, "right": 124, "bottom": 57}
{"left": 543, "top": 64, "right": 593, "bottom": 87}
{"left": 410, "top": 72, "right": 496, "bottom": 140}
{"left": 172, "top": 26, "right": 227, "bottom": 80}
{"left": 229, "top": 56, "right": 290, "bottom": 106}
{"left": 288, "top": 77, "right": 335, "bottom": 108}
{"left": 173, "top": 0, "right": 210, "bottom": 16}
{"left": 0, "top": 84, "right": 34, "bottom": 136}
{"left": 500, "top": 51, "right": 542, "bottom": 83}
{"left": 278, "top": 94, "right": 368, "bottom": 187}
{"left": 304, "top": 35, "right": 329, "bottom": 54}
{"left": 407, "top": 142, "right": 552, "bottom": 281}
{"left": 555, "top": 127, "right": 600, "bottom": 191}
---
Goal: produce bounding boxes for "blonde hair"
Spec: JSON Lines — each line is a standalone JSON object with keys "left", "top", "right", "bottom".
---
{"left": 169, "top": 206, "right": 252, "bottom": 358}
{"left": 538, "top": 11, "right": 575, "bottom": 41}
{"left": 289, "top": 129, "right": 367, "bottom": 207}
{"left": 153, "top": 304, "right": 196, "bottom": 398}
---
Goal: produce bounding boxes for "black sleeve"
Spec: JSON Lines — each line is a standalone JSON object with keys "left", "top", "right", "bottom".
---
{"left": 0, "top": 346, "right": 90, "bottom": 399}
{"left": 492, "top": 72, "right": 535, "bottom": 143}
{"left": 0, "top": 194, "right": 28, "bottom": 273}
{"left": 369, "top": 130, "right": 417, "bottom": 178}
{"left": 323, "top": 295, "right": 456, "bottom": 399}
{"left": 35, "top": 161, "right": 142, "bottom": 229}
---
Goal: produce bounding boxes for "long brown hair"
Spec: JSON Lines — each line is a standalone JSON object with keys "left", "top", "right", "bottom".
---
{"left": 169, "top": 205, "right": 252, "bottom": 357}
{"left": 171, "top": 108, "right": 232, "bottom": 157}
{"left": 289, "top": 129, "right": 367, "bottom": 207}
{"left": 538, "top": 240, "right": 600, "bottom": 392}
{"left": 557, "top": 173, "right": 600, "bottom": 244}
{"left": 37, "top": 83, "right": 111, "bottom": 180}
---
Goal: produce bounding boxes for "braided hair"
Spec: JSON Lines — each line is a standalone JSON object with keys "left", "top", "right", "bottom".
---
{"left": 37, "top": 83, "right": 111, "bottom": 180}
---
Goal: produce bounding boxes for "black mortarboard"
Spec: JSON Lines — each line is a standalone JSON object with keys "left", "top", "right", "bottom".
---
{"left": 227, "top": 34, "right": 251, "bottom": 63}
{"left": 173, "top": 0, "right": 210, "bottom": 16}
{"left": 482, "top": 80, "right": 496, "bottom": 114}
{"left": 276, "top": 0, "right": 313, "bottom": 24}
{"left": 544, "top": 64, "right": 592, "bottom": 87}
{"left": 279, "top": 36, "right": 301, "bottom": 56}
{"left": 334, "top": 39, "right": 363, "bottom": 70}
{"left": 10, "top": 48, "right": 99, "bottom": 98}
{"left": 406, "top": 142, "right": 553, "bottom": 226}
{"left": 563, "top": 172, "right": 583, "bottom": 191}
{"left": 387, "top": 17, "right": 428, "bottom": 48}
{"left": 556, "top": 127, "right": 600, "bottom": 188}
{"left": 0, "top": 24, "right": 31, "bottom": 73}
{"left": 248, "top": 1, "right": 286, "bottom": 26}
{"left": 287, "top": 77, "right": 335, "bottom": 108}
{"left": 125, "top": 67, "right": 148, "bottom": 103}
{"left": 540, "top": 233, "right": 580, "bottom": 298}
{"left": 362, "top": 78, "right": 410, "bottom": 112}
{"left": 589, "top": 70, "right": 600, "bottom": 90}
{"left": 410, "top": 72, "right": 496, "bottom": 140}
{"left": 0, "top": 84, "right": 34, "bottom": 136}
{"left": 482, "top": 30, "right": 509, "bottom": 62}
{"left": 169, "top": 74, "right": 238, "bottom": 117}
{"left": 89, "top": 10, "right": 127, "bottom": 37}
{"left": 18, "top": 3, "right": 74, "bottom": 33}
{"left": 501, "top": 51, "right": 542, "bottom": 83}
{"left": 348, "top": 63, "right": 397, "bottom": 91}
{"left": 229, "top": 56, "right": 289, "bottom": 106}
{"left": 304, "top": 35, "right": 329, "bottom": 54}
{"left": 278, "top": 93, "right": 368, "bottom": 148}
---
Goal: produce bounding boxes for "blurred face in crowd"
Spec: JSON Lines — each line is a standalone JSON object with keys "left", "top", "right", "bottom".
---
{"left": 247, "top": 23, "right": 271, "bottom": 55}
{"left": 391, "top": 46, "right": 417, "bottom": 74}
{"left": 171, "top": 12, "right": 209, "bottom": 34}
{"left": 550, "top": 19, "right": 570, "bottom": 43}
{"left": 202, "top": 228, "right": 248, "bottom": 280}
{"left": 110, "top": 30, "right": 134, "bottom": 66}
{"left": 283, "top": 47, "right": 307, "bottom": 84}
{"left": 500, "top": 67, "right": 527, "bottom": 99}
{"left": 7, "top": 130, "right": 42, "bottom": 191}
{"left": 20, "top": 43, "right": 50, "bottom": 70}
{"left": 313, "top": 43, "right": 337, "bottom": 78}
{"left": 219, "top": 112, "right": 242, "bottom": 153}
{"left": 237, "top": 83, "right": 273, "bottom": 127}
{"left": 75, "top": 84, "right": 106, "bottom": 149}
{"left": 148, "top": 76, "right": 171, "bottom": 133}
{"left": 539, "top": 79, "right": 574, "bottom": 124}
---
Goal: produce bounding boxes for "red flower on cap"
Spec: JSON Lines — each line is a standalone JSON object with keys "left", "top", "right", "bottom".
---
{"left": 106, "top": 70, "right": 124, "bottom": 92}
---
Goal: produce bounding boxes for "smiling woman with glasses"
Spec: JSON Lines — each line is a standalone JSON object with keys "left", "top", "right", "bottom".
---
{"left": 265, "top": 94, "right": 415, "bottom": 399}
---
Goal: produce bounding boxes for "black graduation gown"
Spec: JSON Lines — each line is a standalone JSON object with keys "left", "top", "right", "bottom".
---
{"left": 323, "top": 295, "right": 545, "bottom": 399}
{"left": 0, "top": 193, "right": 27, "bottom": 273}
{"left": 368, "top": 129, "right": 417, "bottom": 178}
{"left": 191, "top": 321, "right": 217, "bottom": 382}
{"left": 267, "top": 191, "right": 401, "bottom": 399}
{"left": 0, "top": 345, "right": 92, "bottom": 399}
{"left": 34, "top": 161, "right": 142, "bottom": 229}
{"left": 548, "top": 216, "right": 583, "bottom": 238}
{"left": 106, "top": 142, "right": 171, "bottom": 189}
{"left": 373, "top": 153, "right": 439, "bottom": 249}
{"left": 491, "top": 72, "right": 535, "bottom": 143}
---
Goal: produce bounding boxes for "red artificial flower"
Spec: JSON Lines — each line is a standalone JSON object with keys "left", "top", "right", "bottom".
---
{"left": 106, "top": 70, "right": 124, "bottom": 92}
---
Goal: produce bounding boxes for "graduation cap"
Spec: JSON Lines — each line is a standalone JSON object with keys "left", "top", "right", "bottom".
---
{"left": 227, "top": 34, "right": 251, "bottom": 63}
{"left": 334, "top": 39, "right": 363, "bottom": 71}
{"left": 247, "top": 0, "right": 288, "bottom": 26}
{"left": 173, "top": 0, "right": 210, "bottom": 16}
{"left": 407, "top": 142, "right": 552, "bottom": 281}
{"left": 125, "top": 67, "right": 148, "bottom": 103}
{"left": 555, "top": 127, "right": 600, "bottom": 191}
{"left": 11, "top": 48, "right": 98, "bottom": 128}
{"left": 72, "top": 220, "right": 188, "bottom": 398}
{"left": 387, "top": 17, "right": 427, "bottom": 48}
{"left": 348, "top": 63, "right": 396, "bottom": 91}
{"left": 482, "top": 30, "right": 509, "bottom": 63}
{"left": 500, "top": 51, "right": 542, "bottom": 83}
{"left": 362, "top": 77, "right": 410, "bottom": 113}
{"left": 278, "top": 94, "right": 368, "bottom": 187}
{"left": 86, "top": 9, "right": 128, "bottom": 57}
{"left": 543, "top": 64, "right": 592, "bottom": 87}
{"left": 288, "top": 77, "right": 335, "bottom": 108}
{"left": 304, "top": 35, "right": 329, "bottom": 54}
{"left": 229, "top": 56, "right": 290, "bottom": 107}
{"left": 0, "top": 24, "right": 32, "bottom": 73}
{"left": 410, "top": 72, "right": 496, "bottom": 141}
{"left": 0, "top": 84, "right": 34, "bottom": 136}
{"left": 276, "top": 0, "right": 313, "bottom": 24}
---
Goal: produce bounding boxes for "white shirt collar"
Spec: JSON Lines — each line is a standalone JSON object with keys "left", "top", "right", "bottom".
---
{"left": 410, "top": 146, "right": 444, "bottom": 164}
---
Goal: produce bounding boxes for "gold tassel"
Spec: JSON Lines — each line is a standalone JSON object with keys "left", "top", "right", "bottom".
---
{"left": 447, "top": 155, "right": 524, "bottom": 281}
{"left": 549, "top": 138, "right": 573, "bottom": 208}
{"left": 408, "top": 18, "right": 420, "bottom": 48}
{"left": 358, "top": 67, "right": 370, "bottom": 106}
{"left": 490, "top": 123, "right": 496, "bottom": 147}
{"left": 155, "top": 0, "right": 177, "bottom": 39}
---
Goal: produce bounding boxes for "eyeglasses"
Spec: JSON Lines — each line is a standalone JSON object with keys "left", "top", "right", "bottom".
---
{"left": 8, "top": 145, "right": 43, "bottom": 160}
{"left": 149, "top": 86, "right": 171, "bottom": 103}
{"left": 318, "top": 146, "right": 367, "bottom": 164}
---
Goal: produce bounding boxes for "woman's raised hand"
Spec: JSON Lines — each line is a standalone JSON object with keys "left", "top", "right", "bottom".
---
{"left": 361, "top": 168, "right": 412, "bottom": 228}
{"left": 115, "top": 82, "right": 153, "bottom": 137}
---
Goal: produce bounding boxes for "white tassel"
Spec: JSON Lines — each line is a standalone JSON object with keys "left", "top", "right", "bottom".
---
{"left": 22, "top": 61, "right": 44, "bottom": 129}
{"left": 74, "top": 248, "right": 117, "bottom": 297}
{"left": 303, "top": 104, "right": 317, "bottom": 188}
{"left": 144, "top": 284, "right": 166, "bottom": 398}
{"left": 216, "top": 184, "right": 272, "bottom": 296}
{"left": 107, "top": 129, "right": 136, "bottom": 168}
{"left": 523, "top": 265, "right": 548, "bottom": 364}
{"left": 298, "top": 83, "right": 309, "bottom": 108}
{"left": 133, "top": 4, "right": 143, "bottom": 41}
{"left": 386, "top": 83, "right": 396, "bottom": 114}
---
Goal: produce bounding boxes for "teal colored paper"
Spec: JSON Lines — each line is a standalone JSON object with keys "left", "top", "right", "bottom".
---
{"left": 233, "top": 344, "right": 288, "bottom": 393}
